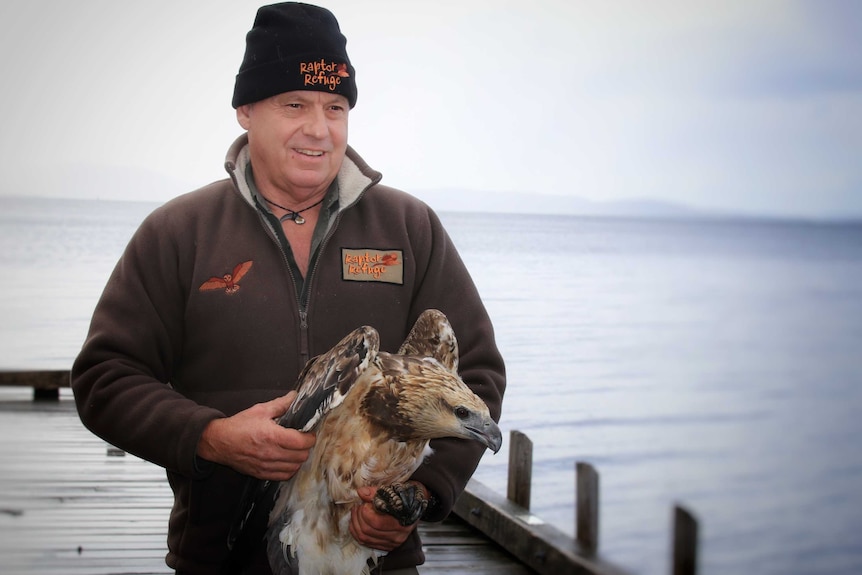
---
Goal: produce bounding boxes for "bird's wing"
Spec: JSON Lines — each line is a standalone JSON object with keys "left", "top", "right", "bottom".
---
{"left": 226, "top": 325, "right": 379, "bottom": 555}
{"left": 231, "top": 260, "right": 254, "bottom": 283}
{"left": 397, "top": 309, "right": 459, "bottom": 374}
{"left": 278, "top": 325, "right": 379, "bottom": 432}
{"left": 198, "top": 277, "right": 227, "bottom": 291}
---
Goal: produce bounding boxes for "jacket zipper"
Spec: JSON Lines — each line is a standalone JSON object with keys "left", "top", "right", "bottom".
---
{"left": 252, "top": 206, "right": 308, "bottom": 366}
{"left": 250, "top": 179, "right": 373, "bottom": 368}
{"left": 299, "top": 181, "right": 371, "bottom": 362}
{"left": 298, "top": 211, "right": 343, "bottom": 364}
{"left": 298, "top": 309, "right": 309, "bottom": 365}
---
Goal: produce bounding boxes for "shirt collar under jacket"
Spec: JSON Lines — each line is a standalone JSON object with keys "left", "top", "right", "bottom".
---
{"left": 243, "top": 161, "right": 340, "bottom": 257}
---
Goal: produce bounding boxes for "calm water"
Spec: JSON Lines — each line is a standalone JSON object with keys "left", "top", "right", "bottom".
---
{"left": 2, "top": 196, "right": 861, "bottom": 574}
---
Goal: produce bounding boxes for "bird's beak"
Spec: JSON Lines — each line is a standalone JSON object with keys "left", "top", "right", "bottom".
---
{"left": 466, "top": 415, "right": 503, "bottom": 454}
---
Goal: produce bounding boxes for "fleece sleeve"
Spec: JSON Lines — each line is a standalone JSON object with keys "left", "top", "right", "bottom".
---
{"left": 406, "top": 208, "right": 506, "bottom": 521}
{"left": 71, "top": 205, "right": 224, "bottom": 479}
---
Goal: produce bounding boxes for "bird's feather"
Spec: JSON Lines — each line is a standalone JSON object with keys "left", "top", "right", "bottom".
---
{"left": 397, "top": 308, "right": 458, "bottom": 373}
{"left": 278, "top": 325, "right": 378, "bottom": 432}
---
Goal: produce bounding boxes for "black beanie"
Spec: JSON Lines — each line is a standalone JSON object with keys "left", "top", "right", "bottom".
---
{"left": 232, "top": 2, "right": 357, "bottom": 109}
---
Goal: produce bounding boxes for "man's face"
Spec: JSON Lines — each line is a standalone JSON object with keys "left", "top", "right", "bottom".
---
{"left": 237, "top": 91, "right": 349, "bottom": 200}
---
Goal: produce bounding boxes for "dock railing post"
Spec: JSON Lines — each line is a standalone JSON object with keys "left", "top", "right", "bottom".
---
{"left": 576, "top": 461, "right": 600, "bottom": 554}
{"left": 672, "top": 504, "right": 698, "bottom": 575}
{"left": 507, "top": 430, "right": 532, "bottom": 510}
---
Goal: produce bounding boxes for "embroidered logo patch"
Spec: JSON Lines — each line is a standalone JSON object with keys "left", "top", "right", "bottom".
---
{"left": 342, "top": 249, "right": 403, "bottom": 285}
{"left": 199, "top": 261, "right": 253, "bottom": 295}
{"left": 300, "top": 59, "right": 350, "bottom": 92}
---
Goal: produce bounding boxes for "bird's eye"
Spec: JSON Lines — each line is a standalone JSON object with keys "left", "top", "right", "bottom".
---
{"left": 454, "top": 406, "right": 470, "bottom": 419}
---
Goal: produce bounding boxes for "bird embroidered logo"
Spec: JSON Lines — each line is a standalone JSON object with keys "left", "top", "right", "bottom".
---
{"left": 198, "top": 261, "right": 253, "bottom": 295}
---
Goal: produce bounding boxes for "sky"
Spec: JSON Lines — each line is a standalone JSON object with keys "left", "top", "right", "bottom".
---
{"left": 0, "top": 0, "right": 860, "bottom": 219}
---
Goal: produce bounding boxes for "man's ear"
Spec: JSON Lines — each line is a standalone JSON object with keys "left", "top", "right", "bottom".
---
{"left": 236, "top": 104, "right": 253, "bottom": 130}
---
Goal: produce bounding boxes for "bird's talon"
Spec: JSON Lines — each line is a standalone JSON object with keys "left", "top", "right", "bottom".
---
{"left": 373, "top": 483, "right": 428, "bottom": 526}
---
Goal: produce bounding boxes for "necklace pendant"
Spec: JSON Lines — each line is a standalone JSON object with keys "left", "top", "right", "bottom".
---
{"left": 293, "top": 214, "right": 306, "bottom": 225}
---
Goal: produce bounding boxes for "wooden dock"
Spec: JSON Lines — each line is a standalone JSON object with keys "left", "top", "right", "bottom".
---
{"left": 0, "top": 372, "right": 699, "bottom": 575}
{"left": 0, "top": 383, "right": 533, "bottom": 574}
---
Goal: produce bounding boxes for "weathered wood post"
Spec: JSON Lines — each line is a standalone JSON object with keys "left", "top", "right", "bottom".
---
{"left": 576, "top": 461, "right": 600, "bottom": 553}
{"left": 672, "top": 505, "right": 698, "bottom": 575}
{"left": 507, "top": 430, "right": 533, "bottom": 509}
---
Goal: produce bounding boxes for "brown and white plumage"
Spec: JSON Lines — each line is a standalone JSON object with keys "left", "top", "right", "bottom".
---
{"left": 261, "top": 309, "right": 502, "bottom": 575}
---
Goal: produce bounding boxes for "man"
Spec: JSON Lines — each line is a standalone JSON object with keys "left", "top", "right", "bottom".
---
{"left": 71, "top": 3, "right": 505, "bottom": 574}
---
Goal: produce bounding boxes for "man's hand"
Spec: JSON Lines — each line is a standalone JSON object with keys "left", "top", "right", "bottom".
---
{"left": 349, "top": 482, "right": 428, "bottom": 551}
{"left": 197, "top": 391, "right": 316, "bottom": 481}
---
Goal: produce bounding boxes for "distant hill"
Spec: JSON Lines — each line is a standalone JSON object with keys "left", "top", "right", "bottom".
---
{"left": 410, "top": 189, "right": 705, "bottom": 219}
{"left": 4, "top": 173, "right": 858, "bottom": 222}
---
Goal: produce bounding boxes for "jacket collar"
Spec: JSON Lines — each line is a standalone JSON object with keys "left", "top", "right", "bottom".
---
{"left": 223, "top": 133, "right": 382, "bottom": 214}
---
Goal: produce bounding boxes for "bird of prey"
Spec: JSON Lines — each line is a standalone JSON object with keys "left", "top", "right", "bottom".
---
{"left": 228, "top": 309, "right": 502, "bottom": 575}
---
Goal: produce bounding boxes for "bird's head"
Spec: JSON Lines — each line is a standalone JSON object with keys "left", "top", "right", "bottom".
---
{"left": 363, "top": 354, "right": 502, "bottom": 453}
{"left": 443, "top": 395, "right": 503, "bottom": 454}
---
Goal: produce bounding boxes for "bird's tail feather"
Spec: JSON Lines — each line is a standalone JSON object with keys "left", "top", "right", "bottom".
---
{"left": 224, "top": 475, "right": 279, "bottom": 569}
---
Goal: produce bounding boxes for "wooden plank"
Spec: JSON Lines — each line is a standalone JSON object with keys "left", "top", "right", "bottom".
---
{"left": 420, "top": 544, "right": 535, "bottom": 574}
{"left": 453, "top": 479, "right": 631, "bottom": 575}
{"left": 0, "top": 398, "right": 173, "bottom": 575}
{"left": 420, "top": 515, "right": 534, "bottom": 574}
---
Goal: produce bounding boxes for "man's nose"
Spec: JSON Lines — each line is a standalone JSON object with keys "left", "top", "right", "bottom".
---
{"left": 302, "top": 106, "right": 328, "bottom": 139}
